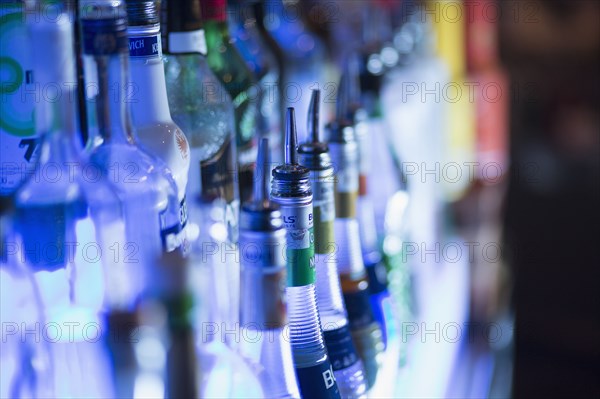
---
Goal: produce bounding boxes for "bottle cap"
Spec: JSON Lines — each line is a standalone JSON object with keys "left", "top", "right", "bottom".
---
{"left": 126, "top": 0, "right": 159, "bottom": 26}
{"left": 241, "top": 138, "right": 284, "bottom": 232}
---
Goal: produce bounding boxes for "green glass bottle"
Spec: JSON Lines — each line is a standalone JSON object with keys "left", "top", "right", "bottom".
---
{"left": 201, "top": 0, "right": 258, "bottom": 203}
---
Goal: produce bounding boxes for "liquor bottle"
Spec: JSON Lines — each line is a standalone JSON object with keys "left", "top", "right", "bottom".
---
{"left": 270, "top": 108, "right": 341, "bottom": 399}
{"left": 83, "top": 1, "right": 182, "bottom": 277}
{"left": 162, "top": 0, "right": 239, "bottom": 245}
{"left": 201, "top": 0, "right": 259, "bottom": 203}
{"left": 190, "top": 193, "right": 264, "bottom": 398}
{"left": 13, "top": 7, "right": 125, "bottom": 397}
{"left": 238, "top": 138, "right": 301, "bottom": 398}
{"left": 125, "top": 0, "right": 190, "bottom": 251}
{"left": 0, "top": 1, "right": 41, "bottom": 196}
{"left": 0, "top": 196, "right": 53, "bottom": 398}
{"left": 228, "top": 0, "right": 282, "bottom": 164}
{"left": 298, "top": 90, "right": 368, "bottom": 398}
{"left": 326, "top": 71, "right": 384, "bottom": 389}
{"left": 147, "top": 251, "right": 199, "bottom": 398}
{"left": 262, "top": 0, "right": 337, "bottom": 140}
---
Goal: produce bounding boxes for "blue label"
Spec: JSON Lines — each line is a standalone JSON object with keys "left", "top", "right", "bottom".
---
{"left": 323, "top": 324, "right": 360, "bottom": 371}
{"left": 159, "top": 197, "right": 187, "bottom": 253}
{"left": 295, "top": 361, "right": 341, "bottom": 399}
{"left": 128, "top": 35, "right": 161, "bottom": 58}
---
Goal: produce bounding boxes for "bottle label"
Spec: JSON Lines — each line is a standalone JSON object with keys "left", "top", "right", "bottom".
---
{"left": 323, "top": 324, "right": 361, "bottom": 372}
{"left": 311, "top": 170, "right": 335, "bottom": 254}
{"left": 167, "top": 29, "right": 207, "bottom": 55}
{"left": 280, "top": 203, "right": 315, "bottom": 287}
{"left": 343, "top": 288, "right": 376, "bottom": 331}
{"left": 128, "top": 34, "right": 162, "bottom": 58}
{"left": 240, "top": 260, "right": 288, "bottom": 328}
{"left": 334, "top": 165, "right": 358, "bottom": 219}
{"left": 295, "top": 361, "right": 341, "bottom": 399}
{"left": 159, "top": 196, "right": 188, "bottom": 252}
{"left": 1, "top": 5, "right": 40, "bottom": 195}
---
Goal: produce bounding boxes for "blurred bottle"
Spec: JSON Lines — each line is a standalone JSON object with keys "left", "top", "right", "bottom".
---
{"left": 201, "top": 0, "right": 259, "bottom": 203}
{"left": 271, "top": 108, "right": 340, "bottom": 399}
{"left": 262, "top": 0, "right": 337, "bottom": 142}
{"left": 238, "top": 139, "right": 300, "bottom": 398}
{"left": 326, "top": 70, "right": 384, "bottom": 390}
{"left": 13, "top": 6, "right": 126, "bottom": 396}
{"left": 125, "top": 0, "right": 190, "bottom": 254}
{"left": 0, "top": 196, "right": 53, "bottom": 398}
{"left": 189, "top": 196, "right": 264, "bottom": 398}
{"left": 83, "top": 1, "right": 182, "bottom": 274}
{"left": 0, "top": 1, "right": 41, "bottom": 196}
{"left": 229, "top": 0, "right": 282, "bottom": 164}
{"left": 162, "top": 0, "right": 239, "bottom": 246}
{"left": 298, "top": 90, "right": 367, "bottom": 398}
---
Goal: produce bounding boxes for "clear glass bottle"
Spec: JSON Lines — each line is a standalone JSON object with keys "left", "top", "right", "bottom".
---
{"left": 162, "top": 0, "right": 239, "bottom": 245}
{"left": 13, "top": 6, "right": 125, "bottom": 397}
{"left": 298, "top": 90, "right": 367, "bottom": 398}
{"left": 228, "top": 0, "right": 282, "bottom": 164}
{"left": 326, "top": 70, "right": 385, "bottom": 389}
{"left": 201, "top": 0, "right": 259, "bottom": 203}
{"left": 262, "top": 0, "right": 337, "bottom": 141}
{"left": 83, "top": 1, "right": 182, "bottom": 279}
{"left": 125, "top": 0, "right": 190, "bottom": 253}
{"left": 238, "top": 138, "right": 300, "bottom": 398}
{"left": 270, "top": 108, "right": 341, "bottom": 399}
{"left": 0, "top": 196, "right": 54, "bottom": 398}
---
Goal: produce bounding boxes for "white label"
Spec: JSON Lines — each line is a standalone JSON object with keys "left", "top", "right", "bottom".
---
{"left": 168, "top": 29, "right": 207, "bottom": 55}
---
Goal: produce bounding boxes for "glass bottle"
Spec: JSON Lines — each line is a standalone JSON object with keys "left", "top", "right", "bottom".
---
{"left": 201, "top": 0, "right": 259, "bottom": 203}
{"left": 298, "top": 90, "right": 367, "bottom": 398}
{"left": 125, "top": 0, "right": 190, "bottom": 253}
{"left": 228, "top": 0, "right": 282, "bottom": 164}
{"left": 270, "top": 108, "right": 341, "bottom": 399}
{"left": 326, "top": 70, "right": 384, "bottom": 389}
{"left": 238, "top": 138, "right": 300, "bottom": 398}
{"left": 162, "top": 0, "right": 240, "bottom": 245}
{"left": 0, "top": 196, "right": 53, "bottom": 398}
{"left": 83, "top": 1, "right": 182, "bottom": 280}
{"left": 13, "top": 6, "right": 125, "bottom": 396}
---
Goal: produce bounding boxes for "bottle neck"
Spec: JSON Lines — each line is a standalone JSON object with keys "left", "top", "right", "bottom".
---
{"left": 127, "top": 25, "right": 172, "bottom": 125}
{"left": 33, "top": 14, "right": 82, "bottom": 162}
{"left": 90, "top": 52, "right": 135, "bottom": 145}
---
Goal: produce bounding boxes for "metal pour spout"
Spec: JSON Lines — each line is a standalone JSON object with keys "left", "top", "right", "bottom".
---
{"left": 253, "top": 138, "right": 270, "bottom": 208}
{"left": 285, "top": 107, "right": 298, "bottom": 165}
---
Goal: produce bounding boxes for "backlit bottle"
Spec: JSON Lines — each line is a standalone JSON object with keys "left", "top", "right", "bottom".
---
{"left": 201, "top": 0, "right": 259, "bottom": 203}
{"left": 162, "top": 0, "right": 240, "bottom": 246}
{"left": 228, "top": 0, "right": 282, "bottom": 164}
{"left": 125, "top": 0, "right": 190, "bottom": 253}
{"left": 326, "top": 69, "right": 384, "bottom": 389}
{"left": 14, "top": 6, "right": 125, "bottom": 396}
{"left": 238, "top": 138, "right": 300, "bottom": 398}
{"left": 270, "top": 108, "right": 340, "bottom": 399}
{"left": 83, "top": 0, "right": 182, "bottom": 285}
{"left": 298, "top": 90, "right": 367, "bottom": 398}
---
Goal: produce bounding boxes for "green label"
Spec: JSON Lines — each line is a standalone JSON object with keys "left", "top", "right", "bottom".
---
{"left": 286, "top": 228, "right": 315, "bottom": 287}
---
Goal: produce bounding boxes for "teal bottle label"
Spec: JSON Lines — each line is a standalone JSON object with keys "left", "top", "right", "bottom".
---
{"left": 281, "top": 202, "right": 315, "bottom": 287}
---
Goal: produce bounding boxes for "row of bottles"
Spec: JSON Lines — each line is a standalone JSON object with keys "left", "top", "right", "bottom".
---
{"left": 0, "top": 0, "right": 413, "bottom": 397}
